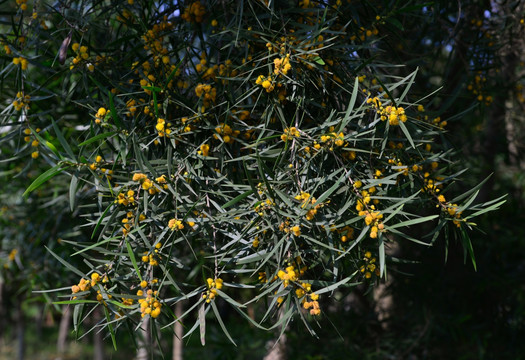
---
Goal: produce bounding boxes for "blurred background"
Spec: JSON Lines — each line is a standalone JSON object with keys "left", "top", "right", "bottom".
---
{"left": 1, "top": 1, "right": 525, "bottom": 359}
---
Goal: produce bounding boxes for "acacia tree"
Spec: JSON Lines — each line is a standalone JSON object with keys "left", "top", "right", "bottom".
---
{"left": 0, "top": 0, "right": 505, "bottom": 356}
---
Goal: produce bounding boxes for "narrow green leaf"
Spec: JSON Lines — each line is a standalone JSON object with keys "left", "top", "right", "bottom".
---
{"left": 72, "top": 236, "right": 116, "bottom": 256}
{"left": 460, "top": 226, "right": 477, "bottom": 271}
{"left": 45, "top": 246, "right": 85, "bottom": 278}
{"left": 163, "top": 55, "right": 186, "bottom": 89}
{"left": 314, "top": 272, "right": 358, "bottom": 295}
{"left": 464, "top": 198, "right": 506, "bottom": 220}
{"left": 73, "top": 303, "right": 81, "bottom": 334}
{"left": 456, "top": 190, "right": 479, "bottom": 214}
{"left": 398, "top": 120, "right": 415, "bottom": 149}
{"left": 78, "top": 131, "right": 116, "bottom": 147}
{"left": 125, "top": 238, "right": 142, "bottom": 282}
{"left": 222, "top": 190, "right": 253, "bottom": 209}
{"left": 23, "top": 164, "right": 67, "bottom": 197}
{"left": 316, "top": 169, "right": 348, "bottom": 205}
{"left": 108, "top": 90, "right": 123, "bottom": 128}
{"left": 69, "top": 173, "right": 78, "bottom": 212}
{"left": 142, "top": 85, "right": 163, "bottom": 93}
{"left": 52, "top": 118, "right": 76, "bottom": 160}
{"left": 398, "top": 68, "right": 418, "bottom": 103}
{"left": 53, "top": 300, "right": 99, "bottom": 305}
{"left": 91, "top": 203, "right": 112, "bottom": 239}
{"left": 386, "top": 17, "right": 404, "bottom": 31}
{"left": 385, "top": 215, "right": 438, "bottom": 230}
{"left": 388, "top": 228, "right": 431, "bottom": 246}
{"left": 235, "top": 250, "right": 268, "bottom": 265}
{"left": 335, "top": 226, "right": 369, "bottom": 261}
{"left": 211, "top": 301, "right": 237, "bottom": 346}
{"left": 30, "top": 127, "right": 61, "bottom": 158}
{"left": 313, "top": 56, "right": 325, "bottom": 65}
{"left": 199, "top": 303, "right": 206, "bottom": 346}
{"left": 450, "top": 175, "right": 491, "bottom": 204}
{"left": 339, "top": 77, "right": 360, "bottom": 131}
{"left": 103, "top": 305, "right": 118, "bottom": 350}
{"left": 378, "top": 235, "right": 385, "bottom": 277}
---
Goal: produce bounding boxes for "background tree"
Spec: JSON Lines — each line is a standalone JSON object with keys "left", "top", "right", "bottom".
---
{"left": 0, "top": 1, "right": 519, "bottom": 359}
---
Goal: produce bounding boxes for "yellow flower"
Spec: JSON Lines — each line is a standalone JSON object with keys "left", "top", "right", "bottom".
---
{"left": 199, "top": 143, "right": 210, "bottom": 157}
{"left": 215, "top": 278, "right": 223, "bottom": 289}
{"left": 8, "top": 249, "right": 18, "bottom": 261}
{"left": 168, "top": 218, "right": 184, "bottom": 230}
{"left": 132, "top": 173, "right": 147, "bottom": 182}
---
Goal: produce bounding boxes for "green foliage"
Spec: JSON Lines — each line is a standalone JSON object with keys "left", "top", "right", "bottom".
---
{"left": 0, "top": 0, "right": 507, "bottom": 352}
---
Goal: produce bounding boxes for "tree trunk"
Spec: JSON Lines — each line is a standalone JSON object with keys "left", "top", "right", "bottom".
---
{"left": 93, "top": 307, "right": 105, "bottom": 360}
{"left": 136, "top": 317, "right": 150, "bottom": 360}
{"left": 479, "top": 3, "right": 522, "bottom": 204}
{"left": 55, "top": 305, "right": 71, "bottom": 360}
{"left": 16, "top": 296, "right": 25, "bottom": 360}
{"left": 263, "top": 309, "right": 287, "bottom": 360}
{"left": 172, "top": 302, "right": 184, "bottom": 360}
{"left": 263, "top": 336, "right": 287, "bottom": 360}
{"left": 0, "top": 280, "right": 4, "bottom": 345}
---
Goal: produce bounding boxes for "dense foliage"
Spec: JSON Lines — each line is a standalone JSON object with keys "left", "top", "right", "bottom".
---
{"left": 1, "top": 0, "right": 515, "bottom": 357}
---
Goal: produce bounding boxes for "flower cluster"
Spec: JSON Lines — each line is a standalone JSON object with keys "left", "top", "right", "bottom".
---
{"left": 168, "top": 218, "right": 184, "bottom": 230}
{"left": 277, "top": 265, "right": 300, "bottom": 288}
{"left": 301, "top": 292, "right": 321, "bottom": 316}
{"left": 273, "top": 54, "right": 292, "bottom": 76}
{"left": 256, "top": 52, "right": 293, "bottom": 93}
{"left": 13, "top": 91, "right": 30, "bottom": 111}
{"left": 122, "top": 211, "right": 145, "bottom": 236}
{"left": 320, "top": 130, "right": 345, "bottom": 148}
{"left": 256, "top": 75, "right": 275, "bottom": 92}
{"left": 331, "top": 225, "right": 355, "bottom": 243}
{"left": 467, "top": 72, "right": 493, "bottom": 105}
{"left": 350, "top": 26, "right": 379, "bottom": 42}
{"left": 366, "top": 97, "right": 408, "bottom": 126}
{"left": 198, "top": 143, "right": 210, "bottom": 156}
{"left": 381, "top": 105, "right": 407, "bottom": 126}
{"left": 116, "top": 189, "right": 136, "bottom": 207}
{"left": 281, "top": 127, "right": 300, "bottom": 142}
{"left": 70, "top": 43, "right": 92, "bottom": 71}
{"left": 356, "top": 196, "right": 384, "bottom": 239}
{"left": 255, "top": 198, "right": 275, "bottom": 216}
{"left": 8, "top": 249, "right": 17, "bottom": 261}
{"left": 132, "top": 172, "right": 167, "bottom": 195}
{"left": 202, "top": 278, "right": 223, "bottom": 303}
{"left": 12, "top": 56, "right": 28, "bottom": 71}
{"left": 4, "top": 249, "right": 18, "bottom": 268}
{"left": 156, "top": 118, "right": 172, "bottom": 137}
{"left": 214, "top": 123, "right": 240, "bottom": 144}
{"left": 181, "top": 1, "right": 206, "bottom": 23}
{"left": 95, "top": 107, "right": 107, "bottom": 125}
{"left": 360, "top": 251, "right": 380, "bottom": 279}
{"left": 436, "top": 194, "right": 463, "bottom": 227}
{"left": 15, "top": 0, "right": 28, "bottom": 11}
{"left": 195, "top": 83, "right": 217, "bottom": 110}
{"left": 274, "top": 262, "right": 320, "bottom": 315}
{"left": 22, "top": 127, "right": 40, "bottom": 158}
{"left": 71, "top": 272, "right": 104, "bottom": 296}
{"left": 142, "top": 242, "right": 162, "bottom": 266}
{"left": 138, "top": 287, "right": 162, "bottom": 318}
{"left": 278, "top": 219, "right": 301, "bottom": 236}
{"left": 295, "top": 191, "right": 323, "bottom": 221}
{"left": 71, "top": 278, "right": 91, "bottom": 294}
